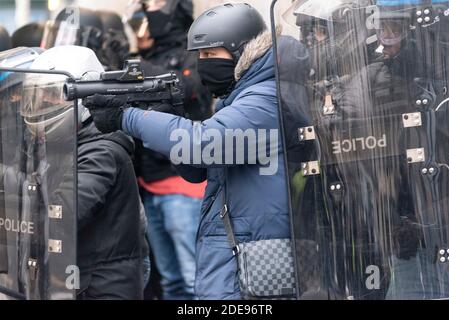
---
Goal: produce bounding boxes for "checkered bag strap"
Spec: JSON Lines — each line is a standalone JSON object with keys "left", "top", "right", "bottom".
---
{"left": 220, "top": 171, "right": 296, "bottom": 299}
{"left": 220, "top": 168, "right": 240, "bottom": 256}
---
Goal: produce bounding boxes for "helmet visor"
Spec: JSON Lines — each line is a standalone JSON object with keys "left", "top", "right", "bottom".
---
{"left": 21, "top": 74, "right": 72, "bottom": 122}
{"left": 41, "top": 20, "right": 102, "bottom": 49}
{"left": 376, "top": 19, "right": 408, "bottom": 46}
{"left": 292, "top": 0, "right": 348, "bottom": 21}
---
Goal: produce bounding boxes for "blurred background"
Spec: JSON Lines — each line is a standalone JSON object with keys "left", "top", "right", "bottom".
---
{"left": 0, "top": 0, "right": 294, "bottom": 33}
{"left": 0, "top": 0, "right": 295, "bottom": 54}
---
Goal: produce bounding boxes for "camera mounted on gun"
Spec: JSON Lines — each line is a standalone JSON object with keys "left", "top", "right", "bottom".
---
{"left": 100, "top": 59, "right": 146, "bottom": 82}
{"left": 63, "top": 59, "right": 184, "bottom": 115}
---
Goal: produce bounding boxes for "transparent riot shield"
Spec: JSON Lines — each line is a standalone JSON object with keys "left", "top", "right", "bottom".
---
{"left": 0, "top": 48, "right": 77, "bottom": 300}
{"left": 273, "top": 0, "right": 449, "bottom": 299}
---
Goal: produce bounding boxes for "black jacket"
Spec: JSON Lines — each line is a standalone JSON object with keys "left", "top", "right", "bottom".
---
{"left": 135, "top": 37, "right": 212, "bottom": 183}
{"left": 76, "top": 121, "right": 143, "bottom": 299}
{"left": 335, "top": 41, "right": 424, "bottom": 119}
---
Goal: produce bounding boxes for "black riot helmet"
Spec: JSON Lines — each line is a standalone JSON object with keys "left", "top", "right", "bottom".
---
{"left": 42, "top": 7, "right": 104, "bottom": 53}
{"left": 11, "top": 22, "right": 45, "bottom": 48}
{"left": 288, "top": 0, "right": 375, "bottom": 80}
{"left": 98, "top": 10, "right": 125, "bottom": 33}
{"left": 376, "top": 1, "right": 413, "bottom": 48}
{"left": 0, "top": 26, "right": 12, "bottom": 51}
{"left": 187, "top": 3, "right": 267, "bottom": 62}
{"left": 292, "top": 0, "right": 374, "bottom": 50}
{"left": 432, "top": 0, "right": 449, "bottom": 44}
{"left": 97, "top": 10, "right": 130, "bottom": 70}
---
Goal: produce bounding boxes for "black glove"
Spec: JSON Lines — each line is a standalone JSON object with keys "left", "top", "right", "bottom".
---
{"left": 149, "top": 102, "right": 185, "bottom": 117}
{"left": 393, "top": 216, "right": 421, "bottom": 260}
{"left": 82, "top": 94, "right": 130, "bottom": 134}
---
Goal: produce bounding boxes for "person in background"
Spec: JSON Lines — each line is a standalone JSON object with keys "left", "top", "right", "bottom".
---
{"left": 123, "top": 0, "right": 212, "bottom": 300}
{"left": 11, "top": 23, "right": 44, "bottom": 48}
{"left": 98, "top": 10, "right": 130, "bottom": 71}
{"left": 0, "top": 26, "right": 11, "bottom": 52}
{"left": 84, "top": 3, "right": 290, "bottom": 300}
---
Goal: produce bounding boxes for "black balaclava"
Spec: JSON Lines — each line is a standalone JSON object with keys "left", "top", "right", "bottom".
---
{"left": 146, "top": 10, "right": 173, "bottom": 40}
{"left": 144, "top": 1, "right": 192, "bottom": 42}
{"left": 197, "top": 58, "right": 236, "bottom": 98}
{"left": 139, "top": 2, "right": 192, "bottom": 59}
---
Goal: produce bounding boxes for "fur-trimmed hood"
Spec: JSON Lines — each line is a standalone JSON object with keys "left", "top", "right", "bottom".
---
{"left": 215, "top": 27, "right": 280, "bottom": 112}
{"left": 234, "top": 27, "right": 280, "bottom": 81}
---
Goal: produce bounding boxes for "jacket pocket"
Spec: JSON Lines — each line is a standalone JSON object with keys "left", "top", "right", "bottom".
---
{"left": 201, "top": 217, "right": 251, "bottom": 238}
{"left": 195, "top": 234, "right": 249, "bottom": 300}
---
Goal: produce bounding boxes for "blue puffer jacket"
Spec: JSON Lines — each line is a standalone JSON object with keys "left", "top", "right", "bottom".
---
{"left": 122, "top": 29, "right": 290, "bottom": 299}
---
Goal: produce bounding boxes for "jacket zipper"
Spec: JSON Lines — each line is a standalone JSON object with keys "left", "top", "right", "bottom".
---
{"left": 196, "top": 184, "right": 224, "bottom": 243}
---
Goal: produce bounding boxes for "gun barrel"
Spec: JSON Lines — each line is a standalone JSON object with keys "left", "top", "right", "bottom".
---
{"left": 63, "top": 78, "right": 166, "bottom": 101}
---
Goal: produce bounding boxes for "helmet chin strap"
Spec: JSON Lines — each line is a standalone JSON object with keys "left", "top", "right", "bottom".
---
{"left": 231, "top": 51, "right": 241, "bottom": 65}
{"left": 234, "top": 35, "right": 257, "bottom": 64}
{"left": 231, "top": 42, "right": 248, "bottom": 65}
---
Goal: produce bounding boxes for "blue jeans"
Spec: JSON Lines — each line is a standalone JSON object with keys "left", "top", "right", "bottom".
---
{"left": 143, "top": 191, "right": 201, "bottom": 300}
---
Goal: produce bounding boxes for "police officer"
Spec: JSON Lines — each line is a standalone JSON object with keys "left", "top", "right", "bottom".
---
{"left": 42, "top": 7, "right": 129, "bottom": 71}
{"left": 336, "top": 2, "right": 422, "bottom": 118}
{"left": 23, "top": 45, "right": 143, "bottom": 299}
{"left": 11, "top": 23, "right": 45, "bottom": 48}
{"left": 0, "top": 48, "right": 42, "bottom": 284}
{"left": 0, "top": 26, "right": 12, "bottom": 52}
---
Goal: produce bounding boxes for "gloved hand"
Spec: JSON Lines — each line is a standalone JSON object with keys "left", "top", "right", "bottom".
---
{"left": 82, "top": 94, "right": 130, "bottom": 134}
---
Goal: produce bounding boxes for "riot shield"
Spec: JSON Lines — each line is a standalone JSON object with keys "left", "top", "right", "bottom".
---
{"left": 273, "top": 0, "right": 449, "bottom": 299}
{"left": 0, "top": 48, "right": 77, "bottom": 300}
